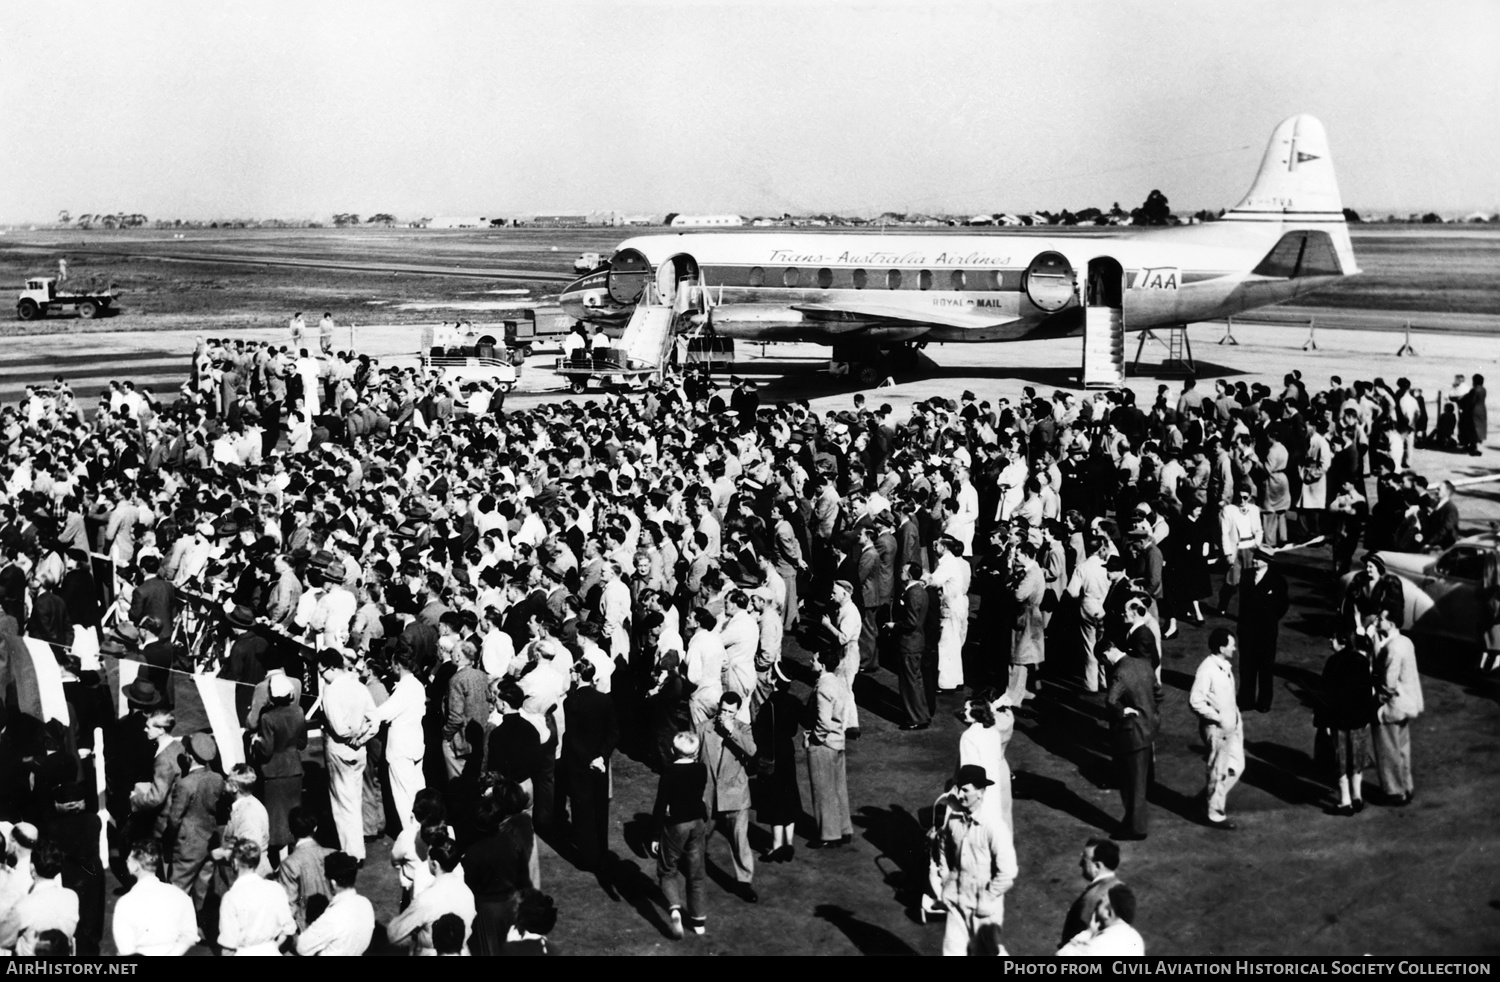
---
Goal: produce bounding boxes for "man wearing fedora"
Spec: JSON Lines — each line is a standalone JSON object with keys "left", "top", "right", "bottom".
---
{"left": 167, "top": 732, "right": 225, "bottom": 910}
{"left": 103, "top": 679, "right": 161, "bottom": 879}
{"left": 1237, "top": 545, "right": 1289, "bottom": 713}
{"left": 931, "top": 764, "right": 1018, "bottom": 956}
{"left": 221, "top": 604, "right": 271, "bottom": 724}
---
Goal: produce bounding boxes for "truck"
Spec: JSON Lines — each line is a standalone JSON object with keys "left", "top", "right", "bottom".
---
{"left": 16, "top": 276, "right": 119, "bottom": 321}
{"left": 573, "top": 252, "right": 604, "bottom": 274}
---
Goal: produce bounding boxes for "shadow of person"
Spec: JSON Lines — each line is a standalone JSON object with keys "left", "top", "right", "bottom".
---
{"left": 850, "top": 673, "right": 906, "bottom": 726}
{"left": 600, "top": 854, "right": 677, "bottom": 938}
{"left": 813, "top": 904, "right": 921, "bottom": 956}
{"left": 620, "top": 812, "right": 654, "bottom": 861}
{"left": 1243, "top": 739, "right": 1331, "bottom": 805}
{"left": 1014, "top": 772, "right": 1117, "bottom": 832}
{"left": 850, "top": 804, "right": 928, "bottom": 905}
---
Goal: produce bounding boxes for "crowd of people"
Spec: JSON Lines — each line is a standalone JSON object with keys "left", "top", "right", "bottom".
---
{"left": 0, "top": 323, "right": 1488, "bottom": 956}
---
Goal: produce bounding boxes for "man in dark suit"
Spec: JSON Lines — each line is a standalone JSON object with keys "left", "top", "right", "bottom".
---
{"left": 894, "top": 563, "right": 931, "bottom": 730}
{"left": 1237, "top": 547, "right": 1290, "bottom": 713}
{"left": 894, "top": 498, "right": 926, "bottom": 580}
{"left": 221, "top": 605, "right": 272, "bottom": 724}
{"left": 1421, "top": 480, "right": 1461, "bottom": 552}
{"left": 873, "top": 514, "right": 898, "bottom": 629}
{"left": 1104, "top": 642, "right": 1161, "bottom": 841}
{"left": 128, "top": 554, "right": 175, "bottom": 639}
{"left": 0, "top": 545, "right": 28, "bottom": 625}
{"left": 45, "top": 782, "right": 105, "bottom": 955}
{"left": 1059, "top": 838, "right": 1122, "bottom": 949}
{"left": 855, "top": 526, "right": 881, "bottom": 672}
{"left": 560, "top": 660, "right": 619, "bottom": 873}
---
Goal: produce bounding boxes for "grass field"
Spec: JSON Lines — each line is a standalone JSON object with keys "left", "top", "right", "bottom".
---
{"left": 0, "top": 224, "right": 1496, "bottom": 337}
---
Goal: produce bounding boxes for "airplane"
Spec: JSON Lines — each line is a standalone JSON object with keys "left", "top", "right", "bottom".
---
{"left": 557, "top": 114, "right": 1357, "bottom": 384}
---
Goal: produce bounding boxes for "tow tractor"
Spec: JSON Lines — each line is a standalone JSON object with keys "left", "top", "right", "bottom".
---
{"left": 16, "top": 276, "right": 119, "bottom": 321}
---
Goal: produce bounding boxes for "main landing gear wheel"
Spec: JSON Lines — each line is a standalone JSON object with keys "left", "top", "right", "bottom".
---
{"left": 855, "top": 362, "right": 883, "bottom": 387}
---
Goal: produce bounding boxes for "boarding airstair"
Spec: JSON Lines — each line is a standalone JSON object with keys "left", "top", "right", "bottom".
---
{"left": 553, "top": 278, "right": 689, "bottom": 393}
{"left": 1082, "top": 305, "right": 1125, "bottom": 389}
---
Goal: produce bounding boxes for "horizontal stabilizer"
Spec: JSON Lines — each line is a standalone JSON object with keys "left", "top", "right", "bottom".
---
{"left": 791, "top": 301, "right": 1019, "bottom": 331}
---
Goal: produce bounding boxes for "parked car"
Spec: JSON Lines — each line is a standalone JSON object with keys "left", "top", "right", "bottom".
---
{"left": 1338, "top": 533, "right": 1499, "bottom": 645}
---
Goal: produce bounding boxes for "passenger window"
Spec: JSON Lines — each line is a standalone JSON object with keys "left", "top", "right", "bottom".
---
{"left": 748, "top": 266, "right": 764, "bottom": 287}
{"left": 990, "top": 269, "right": 1005, "bottom": 290}
{"left": 817, "top": 268, "right": 834, "bottom": 289}
{"left": 783, "top": 267, "right": 800, "bottom": 288}
{"left": 1437, "top": 547, "right": 1486, "bottom": 581}
{"left": 852, "top": 268, "right": 868, "bottom": 289}
{"left": 950, "top": 270, "right": 966, "bottom": 290}
{"left": 887, "top": 269, "right": 903, "bottom": 289}
{"left": 918, "top": 270, "right": 933, "bottom": 291}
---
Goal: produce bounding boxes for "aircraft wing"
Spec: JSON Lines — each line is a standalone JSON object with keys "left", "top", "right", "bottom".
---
{"left": 791, "top": 301, "right": 1020, "bottom": 331}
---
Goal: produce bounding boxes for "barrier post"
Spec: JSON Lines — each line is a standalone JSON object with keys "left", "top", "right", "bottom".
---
{"left": 1301, "top": 317, "right": 1318, "bottom": 351}
{"left": 1396, "top": 319, "right": 1417, "bottom": 357}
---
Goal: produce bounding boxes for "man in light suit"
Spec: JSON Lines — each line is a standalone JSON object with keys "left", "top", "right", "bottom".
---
{"left": 698, "top": 692, "right": 759, "bottom": 903}
{"left": 1373, "top": 610, "right": 1423, "bottom": 805}
{"left": 1189, "top": 628, "right": 1244, "bottom": 829}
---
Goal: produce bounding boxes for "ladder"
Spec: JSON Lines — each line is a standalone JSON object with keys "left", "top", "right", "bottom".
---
{"left": 1132, "top": 323, "right": 1196, "bottom": 374}
{"left": 1082, "top": 306, "right": 1124, "bottom": 389}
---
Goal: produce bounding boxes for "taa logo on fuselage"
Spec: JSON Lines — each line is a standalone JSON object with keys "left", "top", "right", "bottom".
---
{"left": 1135, "top": 267, "right": 1179, "bottom": 290}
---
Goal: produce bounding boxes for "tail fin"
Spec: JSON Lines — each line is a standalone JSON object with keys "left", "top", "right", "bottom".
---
{"left": 1223, "top": 114, "right": 1346, "bottom": 222}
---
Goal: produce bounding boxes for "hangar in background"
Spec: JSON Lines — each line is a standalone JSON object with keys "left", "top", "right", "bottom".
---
{"left": 668, "top": 214, "right": 745, "bottom": 228}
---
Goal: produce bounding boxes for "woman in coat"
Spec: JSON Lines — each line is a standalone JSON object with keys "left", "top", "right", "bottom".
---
{"left": 1165, "top": 502, "right": 1213, "bottom": 625}
{"left": 1299, "top": 418, "right": 1333, "bottom": 533}
{"left": 464, "top": 781, "right": 535, "bottom": 955}
{"left": 956, "top": 689, "right": 1011, "bottom": 832}
{"left": 751, "top": 663, "right": 802, "bottom": 863}
{"left": 1340, "top": 556, "right": 1405, "bottom": 635}
{"left": 1006, "top": 545, "right": 1046, "bottom": 706}
{"left": 1315, "top": 634, "right": 1374, "bottom": 815}
{"left": 250, "top": 675, "right": 307, "bottom": 863}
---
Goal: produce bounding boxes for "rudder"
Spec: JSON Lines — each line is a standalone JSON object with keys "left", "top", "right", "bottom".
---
{"left": 1223, "top": 114, "right": 1346, "bottom": 221}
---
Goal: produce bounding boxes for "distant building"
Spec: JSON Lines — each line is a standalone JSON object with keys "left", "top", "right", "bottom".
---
{"left": 668, "top": 214, "right": 745, "bottom": 228}
{"left": 428, "top": 216, "right": 488, "bottom": 229}
{"left": 532, "top": 213, "right": 590, "bottom": 226}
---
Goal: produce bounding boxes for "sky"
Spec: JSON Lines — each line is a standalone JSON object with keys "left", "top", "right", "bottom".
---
{"left": 2, "top": 0, "right": 1496, "bottom": 222}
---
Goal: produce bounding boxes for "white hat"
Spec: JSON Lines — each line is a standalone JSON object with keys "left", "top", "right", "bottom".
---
{"left": 269, "top": 674, "right": 294, "bottom": 699}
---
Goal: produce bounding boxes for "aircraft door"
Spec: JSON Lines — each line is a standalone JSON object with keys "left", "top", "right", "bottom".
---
{"left": 1023, "top": 251, "right": 1076, "bottom": 312}
{"left": 654, "top": 254, "right": 701, "bottom": 308}
{"left": 607, "top": 248, "right": 652, "bottom": 305}
{"left": 1086, "top": 257, "right": 1124, "bottom": 308}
